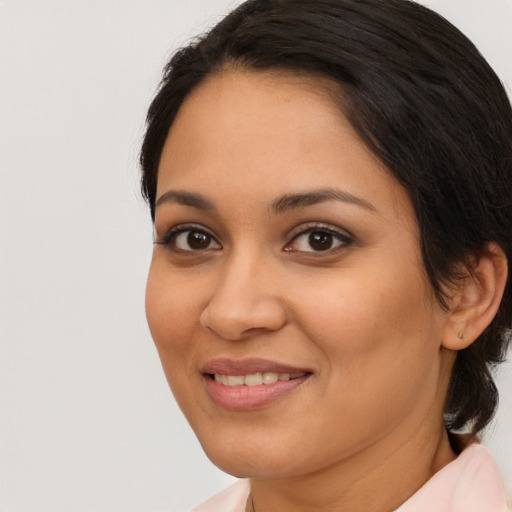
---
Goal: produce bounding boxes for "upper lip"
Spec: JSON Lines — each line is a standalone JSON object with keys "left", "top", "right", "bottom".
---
{"left": 201, "top": 358, "right": 312, "bottom": 375}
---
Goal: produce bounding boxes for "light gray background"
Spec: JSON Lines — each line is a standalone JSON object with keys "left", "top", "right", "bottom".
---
{"left": 1, "top": 1, "right": 511, "bottom": 511}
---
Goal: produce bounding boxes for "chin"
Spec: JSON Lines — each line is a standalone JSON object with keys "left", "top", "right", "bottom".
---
{"left": 199, "top": 434, "right": 300, "bottom": 479}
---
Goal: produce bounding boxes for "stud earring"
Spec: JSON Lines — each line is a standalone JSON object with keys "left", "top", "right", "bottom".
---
{"left": 458, "top": 332, "right": 464, "bottom": 340}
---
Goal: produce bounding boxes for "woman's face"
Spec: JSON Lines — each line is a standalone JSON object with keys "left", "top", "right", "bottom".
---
{"left": 146, "top": 70, "right": 453, "bottom": 478}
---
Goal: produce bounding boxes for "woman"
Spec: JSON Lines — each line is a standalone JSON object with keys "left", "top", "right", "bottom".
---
{"left": 140, "top": 0, "right": 512, "bottom": 510}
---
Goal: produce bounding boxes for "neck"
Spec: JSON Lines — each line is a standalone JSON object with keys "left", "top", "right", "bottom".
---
{"left": 247, "top": 421, "right": 456, "bottom": 512}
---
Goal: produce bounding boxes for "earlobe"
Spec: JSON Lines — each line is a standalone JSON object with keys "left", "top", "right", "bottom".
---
{"left": 442, "top": 243, "right": 508, "bottom": 351}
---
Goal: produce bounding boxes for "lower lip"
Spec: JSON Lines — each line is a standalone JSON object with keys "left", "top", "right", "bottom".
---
{"left": 204, "top": 375, "right": 311, "bottom": 411}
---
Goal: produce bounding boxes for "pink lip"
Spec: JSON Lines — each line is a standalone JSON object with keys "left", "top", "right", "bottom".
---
{"left": 201, "top": 358, "right": 312, "bottom": 411}
{"left": 201, "top": 358, "right": 311, "bottom": 375}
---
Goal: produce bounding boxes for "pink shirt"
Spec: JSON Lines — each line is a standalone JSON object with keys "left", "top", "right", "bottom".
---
{"left": 191, "top": 443, "right": 508, "bottom": 512}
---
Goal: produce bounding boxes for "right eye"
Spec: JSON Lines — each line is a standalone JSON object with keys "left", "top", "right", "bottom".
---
{"left": 156, "top": 226, "right": 222, "bottom": 252}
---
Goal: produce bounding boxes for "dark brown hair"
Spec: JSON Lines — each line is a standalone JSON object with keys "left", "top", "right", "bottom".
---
{"left": 140, "top": 0, "right": 512, "bottom": 433}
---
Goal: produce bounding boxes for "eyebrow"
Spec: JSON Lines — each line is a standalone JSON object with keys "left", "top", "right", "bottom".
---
{"left": 271, "top": 188, "right": 377, "bottom": 214}
{"left": 155, "top": 190, "right": 218, "bottom": 212}
{"left": 154, "top": 187, "right": 376, "bottom": 215}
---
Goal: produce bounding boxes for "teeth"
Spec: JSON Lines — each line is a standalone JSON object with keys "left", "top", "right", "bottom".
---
{"left": 262, "top": 372, "right": 279, "bottom": 384}
{"left": 226, "top": 375, "right": 245, "bottom": 386}
{"left": 244, "top": 372, "right": 263, "bottom": 386}
{"left": 214, "top": 374, "right": 227, "bottom": 385}
{"left": 214, "top": 371, "right": 305, "bottom": 386}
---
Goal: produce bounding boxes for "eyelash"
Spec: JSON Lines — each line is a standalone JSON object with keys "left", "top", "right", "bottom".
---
{"left": 155, "top": 223, "right": 354, "bottom": 255}
{"left": 155, "top": 224, "right": 221, "bottom": 252}
{"left": 285, "top": 223, "right": 353, "bottom": 254}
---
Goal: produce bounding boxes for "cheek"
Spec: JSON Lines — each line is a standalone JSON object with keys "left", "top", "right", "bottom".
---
{"left": 286, "top": 282, "right": 443, "bottom": 467}
{"left": 297, "top": 264, "right": 443, "bottom": 403}
{"left": 145, "top": 261, "right": 198, "bottom": 360}
{"left": 296, "top": 268, "right": 430, "bottom": 343}
{"left": 145, "top": 263, "right": 204, "bottom": 413}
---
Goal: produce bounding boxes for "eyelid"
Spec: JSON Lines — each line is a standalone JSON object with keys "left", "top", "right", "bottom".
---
{"left": 154, "top": 221, "right": 353, "bottom": 253}
{"left": 155, "top": 223, "right": 221, "bottom": 249}
{"left": 287, "top": 222, "right": 353, "bottom": 240}
{"left": 284, "top": 222, "right": 354, "bottom": 252}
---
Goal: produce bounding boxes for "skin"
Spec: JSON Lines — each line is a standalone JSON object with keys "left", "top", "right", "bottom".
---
{"left": 146, "top": 69, "right": 461, "bottom": 512}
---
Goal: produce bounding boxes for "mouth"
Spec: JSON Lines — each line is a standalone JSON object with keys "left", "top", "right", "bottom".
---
{"left": 208, "top": 371, "right": 308, "bottom": 386}
{"left": 201, "top": 359, "right": 313, "bottom": 411}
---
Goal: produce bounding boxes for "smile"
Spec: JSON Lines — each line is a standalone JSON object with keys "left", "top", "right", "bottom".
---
{"left": 213, "top": 372, "right": 307, "bottom": 387}
{"left": 202, "top": 360, "right": 312, "bottom": 411}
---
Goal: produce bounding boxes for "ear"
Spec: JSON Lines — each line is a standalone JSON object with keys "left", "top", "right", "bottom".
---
{"left": 442, "top": 242, "right": 508, "bottom": 350}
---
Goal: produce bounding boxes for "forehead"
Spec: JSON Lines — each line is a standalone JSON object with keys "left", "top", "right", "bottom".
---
{"left": 161, "top": 68, "right": 346, "bottom": 167}
{"left": 156, "top": 68, "right": 410, "bottom": 221}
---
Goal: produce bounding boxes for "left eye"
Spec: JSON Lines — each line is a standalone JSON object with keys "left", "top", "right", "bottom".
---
{"left": 166, "top": 229, "right": 221, "bottom": 251}
{"left": 286, "top": 229, "right": 351, "bottom": 253}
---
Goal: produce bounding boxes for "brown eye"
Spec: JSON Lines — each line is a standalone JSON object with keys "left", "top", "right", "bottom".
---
{"left": 170, "top": 229, "right": 221, "bottom": 251}
{"left": 285, "top": 226, "right": 353, "bottom": 254}
{"left": 187, "top": 231, "right": 211, "bottom": 250}
{"left": 308, "top": 231, "right": 333, "bottom": 251}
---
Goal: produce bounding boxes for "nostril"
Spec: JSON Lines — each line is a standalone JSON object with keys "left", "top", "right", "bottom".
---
{"left": 200, "top": 296, "right": 288, "bottom": 341}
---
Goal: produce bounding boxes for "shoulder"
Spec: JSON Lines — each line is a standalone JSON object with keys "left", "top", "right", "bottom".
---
{"left": 395, "top": 443, "right": 508, "bottom": 512}
{"left": 190, "top": 480, "right": 250, "bottom": 512}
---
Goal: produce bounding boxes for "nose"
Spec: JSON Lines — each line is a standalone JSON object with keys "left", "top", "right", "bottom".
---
{"left": 199, "top": 253, "right": 287, "bottom": 341}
